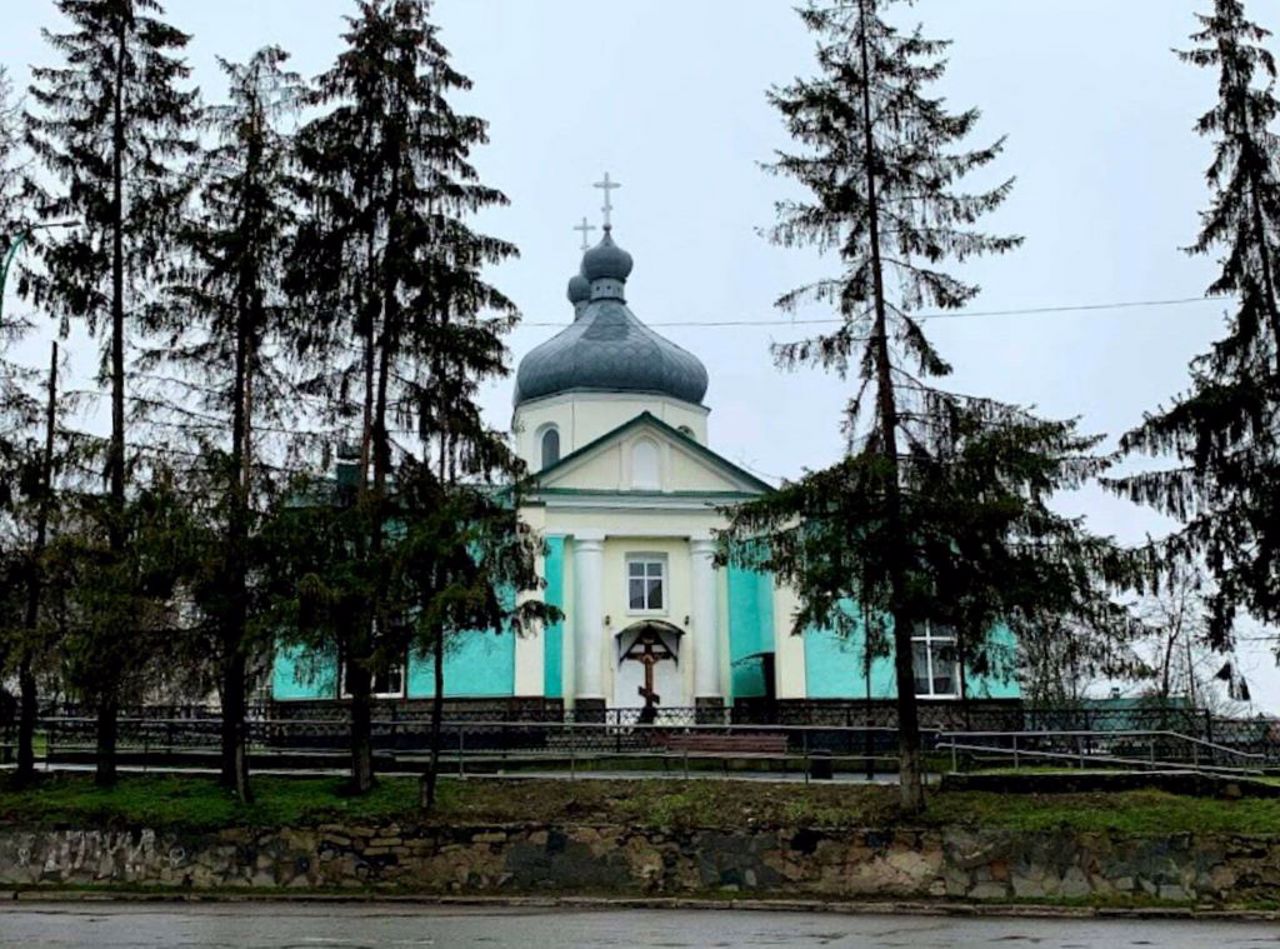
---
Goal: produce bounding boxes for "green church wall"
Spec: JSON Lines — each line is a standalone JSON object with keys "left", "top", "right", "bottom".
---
{"left": 271, "top": 643, "right": 339, "bottom": 700}
{"left": 962, "top": 622, "right": 1021, "bottom": 699}
{"left": 802, "top": 616, "right": 1022, "bottom": 701}
{"left": 727, "top": 563, "right": 776, "bottom": 699}
{"left": 405, "top": 626, "right": 515, "bottom": 698}
{"left": 543, "top": 535, "right": 566, "bottom": 698}
{"left": 803, "top": 617, "right": 897, "bottom": 700}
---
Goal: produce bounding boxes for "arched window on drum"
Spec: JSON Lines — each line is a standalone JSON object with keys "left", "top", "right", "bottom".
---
{"left": 539, "top": 425, "right": 561, "bottom": 469}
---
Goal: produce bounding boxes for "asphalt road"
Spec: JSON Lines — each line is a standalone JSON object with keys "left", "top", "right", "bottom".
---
{"left": 2, "top": 904, "right": 1278, "bottom": 948}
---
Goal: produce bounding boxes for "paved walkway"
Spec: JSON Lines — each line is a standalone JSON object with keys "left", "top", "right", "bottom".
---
{"left": 1, "top": 904, "right": 1276, "bottom": 948}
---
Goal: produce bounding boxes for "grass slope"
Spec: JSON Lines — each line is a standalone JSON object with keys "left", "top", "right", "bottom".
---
{"left": 3, "top": 774, "right": 1280, "bottom": 835}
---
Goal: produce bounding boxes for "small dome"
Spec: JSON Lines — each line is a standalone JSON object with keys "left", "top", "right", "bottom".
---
{"left": 581, "top": 231, "right": 633, "bottom": 282}
{"left": 567, "top": 273, "right": 591, "bottom": 305}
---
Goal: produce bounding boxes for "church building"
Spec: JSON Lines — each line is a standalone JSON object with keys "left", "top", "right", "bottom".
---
{"left": 271, "top": 199, "right": 1020, "bottom": 721}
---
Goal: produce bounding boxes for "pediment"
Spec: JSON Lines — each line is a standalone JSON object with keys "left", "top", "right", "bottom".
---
{"left": 534, "top": 412, "right": 771, "bottom": 498}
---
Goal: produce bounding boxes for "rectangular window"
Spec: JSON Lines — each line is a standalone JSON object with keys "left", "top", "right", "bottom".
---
{"left": 627, "top": 557, "right": 666, "bottom": 612}
{"left": 342, "top": 657, "right": 406, "bottom": 699}
{"left": 912, "top": 624, "right": 959, "bottom": 699}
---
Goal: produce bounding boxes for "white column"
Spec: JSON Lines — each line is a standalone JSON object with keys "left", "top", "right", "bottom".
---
{"left": 690, "top": 537, "right": 721, "bottom": 700}
{"left": 572, "top": 533, "right": 606, "bottom": 701}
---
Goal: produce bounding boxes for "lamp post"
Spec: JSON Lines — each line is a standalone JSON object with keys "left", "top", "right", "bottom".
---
{"left": 0, "top": 220, "right": 78, "bottom": 324}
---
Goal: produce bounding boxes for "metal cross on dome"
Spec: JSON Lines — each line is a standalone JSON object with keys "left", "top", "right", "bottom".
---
{"left": 573, "top": 216, "right": 597, "bottom": 251}
{"left": 594, "top": 172, "right": 621, "bottom": 230}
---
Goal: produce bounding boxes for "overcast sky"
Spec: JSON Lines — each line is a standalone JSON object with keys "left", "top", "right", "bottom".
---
{"left": 3, "top": 0, "right": 1279, "bottom": 710}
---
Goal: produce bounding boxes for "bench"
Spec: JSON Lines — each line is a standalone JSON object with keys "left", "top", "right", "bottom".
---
{"left": 664, "top": 733, "right": 790, "bottom": 756}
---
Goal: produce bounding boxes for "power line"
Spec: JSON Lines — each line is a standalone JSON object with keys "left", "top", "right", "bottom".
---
{"left": 519, "top": 295, "right": 1226, "bottom": 329}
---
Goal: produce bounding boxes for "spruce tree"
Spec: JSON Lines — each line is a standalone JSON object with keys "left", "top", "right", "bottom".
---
{"left": 392, "top": 462, "right": 554, "bottom": 810}
{"left": 1110, "top": 0, "right": 1280, "bottom": 646}
{"left": 0, "top": 66, "right": 24, "bottom": 274}
{"left": 289, "top": 0, "right": 524, "bottom": 793}
{"left": 156, "top": 45, "right": 306, "bottom": 802}
{"left": 0, "top": 68, "right": 46, "bottom": 787}
{"left": 26, "top": 0, "right": 198, "bottom": 786}
{"left": 725, "top": 0, "right": 1130, "bottom": 811}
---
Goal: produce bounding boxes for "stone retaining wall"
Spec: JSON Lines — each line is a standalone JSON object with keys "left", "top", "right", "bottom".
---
{"left": 2, "top": 823, "right": 1278, "bottom": 904}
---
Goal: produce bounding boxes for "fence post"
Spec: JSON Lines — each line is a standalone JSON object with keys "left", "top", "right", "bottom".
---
{"left": 1149, "top": 737, "right": 1155, "bottom": 770}
{"left": 458, "top": 726, "right": 465, "bottom": 778}
{"left": 1013, "top": 734, "right": 1019, "bottom": 770}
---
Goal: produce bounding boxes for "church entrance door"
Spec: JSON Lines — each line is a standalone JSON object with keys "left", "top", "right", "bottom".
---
{"left": 614, "top": 621, "right": 685, "bottom": 721}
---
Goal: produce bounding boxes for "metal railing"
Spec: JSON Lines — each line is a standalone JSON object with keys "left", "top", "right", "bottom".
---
{"left": 22, "top": 714, "right": 923, "bottom": 781}
{"left": 936, "top": 728, "right": 1269, "bottom": 777}
{"left": 7, "top": 703, "right": 1280, "bottom": 779}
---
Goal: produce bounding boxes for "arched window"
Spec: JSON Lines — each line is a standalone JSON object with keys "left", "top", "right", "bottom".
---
{"left": 540, "top": 426, "right": 561, "bottom": 468}
{"left": 631, "top": 438, "right": 660, "bottom": 490}
{"left": 678, "top": 425, "right": 696, "bottom": 442}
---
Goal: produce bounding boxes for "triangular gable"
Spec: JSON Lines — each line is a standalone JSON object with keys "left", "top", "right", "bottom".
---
{"left": 534, "top": 412, "right": 773, "bottom": 497}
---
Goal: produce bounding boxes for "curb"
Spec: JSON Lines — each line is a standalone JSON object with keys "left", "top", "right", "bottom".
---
{"left": 4, "top": 891, "right": 1279, "bottom": 921}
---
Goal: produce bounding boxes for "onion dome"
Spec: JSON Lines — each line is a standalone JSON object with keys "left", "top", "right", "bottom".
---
{"left": 515, "top": 231, "right": 709, "bottom": 407}
{"left": 580, "top": 230, "right": 634, "bottom": 282}
{"left": 567, "top": 273, "right": 591, "bottom": 305}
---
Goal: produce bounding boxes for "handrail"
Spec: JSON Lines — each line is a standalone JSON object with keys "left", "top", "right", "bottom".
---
{"left": 937, "top": 728, "right": 1265, "bottom": 761}
{"left": 937, "top": 739, "right": 1266, "bottom": 778}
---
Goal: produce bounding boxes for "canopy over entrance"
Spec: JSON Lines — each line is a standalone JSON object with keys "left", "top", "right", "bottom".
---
{"left": 614, "top": 620, "right": 685, "bottom": 721}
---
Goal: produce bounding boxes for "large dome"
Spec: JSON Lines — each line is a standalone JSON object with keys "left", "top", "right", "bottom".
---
{"left": 514, "top": 231, "right": 709, "bottom": 408}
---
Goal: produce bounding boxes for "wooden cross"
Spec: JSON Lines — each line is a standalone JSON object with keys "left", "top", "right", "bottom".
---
{"left": 573, "top": 216, "right": 597, "bottom": 251}
{"left": 623, "top": 629, "right": 674, "bottom": 719}
{"left": 594, "top": 172, "right": 621, "bottom": 230}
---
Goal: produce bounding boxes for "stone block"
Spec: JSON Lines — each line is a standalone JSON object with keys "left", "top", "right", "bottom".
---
{"left": 968, "top": 881, "right": 1009, "bottom": 900}
{"left": 1011, "top": 874, "right": 1046, "bottom": 899}
{"left": 1060, "top": 867, "right": 1091, "bottom": 899}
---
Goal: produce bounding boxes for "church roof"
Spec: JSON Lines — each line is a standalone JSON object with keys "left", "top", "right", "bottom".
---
{"left": 514, "top": 230, "right": 709, "bottom": 408}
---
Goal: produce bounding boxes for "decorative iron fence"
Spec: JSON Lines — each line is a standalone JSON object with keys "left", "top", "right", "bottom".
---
{"left": 4, "top": 702, "right": 1278, "bottom": 773}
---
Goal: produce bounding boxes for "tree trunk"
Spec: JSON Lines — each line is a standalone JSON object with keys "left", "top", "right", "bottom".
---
{"left": 16, "top": 342, "right": 58, "bottom": 787}
{"left": 422, "top": 623, "right": 445, "bottom": 810}
{"left": 857, "top": 0, "right": 925, "bottom": 814}
{"left": 220, "top": 646, "right": 251, "bottom": 802}
{"left": 96, "top": 18, "right": 129, "bottom": 791}
{"left": 16, "top": 656, "right": 37, "bottom": 786}
{"left": 94, "top": 691, "right": 119, "bottom": 788}
{"left": 347, "top": 650, "right": 375, "bottom": 794}
{"left": 220, "top": 251, "right": 255, "bottom": 801}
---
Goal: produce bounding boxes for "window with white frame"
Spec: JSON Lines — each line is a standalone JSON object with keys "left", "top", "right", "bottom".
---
{"left": 627, "top": 555, "right": 666, "bottom": 612}
{"left": 341, "top": 651, "right": 406, "bottom": 699}
{"left": 912, "top": 623, "right": 959, "bottom": 698}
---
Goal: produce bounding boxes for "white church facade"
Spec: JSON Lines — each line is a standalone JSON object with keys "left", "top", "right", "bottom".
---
{"left": 271, "top": 212, "right": 1020, "bottom": 721}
